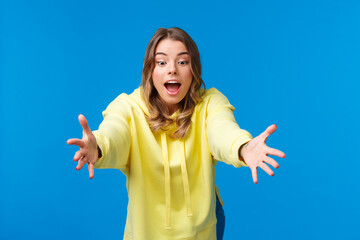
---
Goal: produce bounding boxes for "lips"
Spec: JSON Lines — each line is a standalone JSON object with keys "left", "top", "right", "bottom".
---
{"left": 164, "top": 80, "right": 181, "bottom": 95}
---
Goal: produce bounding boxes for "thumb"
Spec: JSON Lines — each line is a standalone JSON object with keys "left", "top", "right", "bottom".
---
{"left": 251, "top": 166, "right": 258, "bottom": 184}
{"left": 88, "top": 163, "right": 95, "bottom": 179}
{"left": 261, "top": 124, "right": 277, "bottom": 142}
{"left": 78, "top": 114, "right": 92, "bottom": 135}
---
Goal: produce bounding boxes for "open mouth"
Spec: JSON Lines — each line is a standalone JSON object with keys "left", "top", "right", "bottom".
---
{"left": 164, "top": 81, "right": 181, "bottom": 93}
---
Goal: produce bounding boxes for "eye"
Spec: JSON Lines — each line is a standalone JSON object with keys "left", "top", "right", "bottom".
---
{"left": 178, "top": 61, "right": 189, "bottom": 65}
{"left": 156, "top": 61, "right": 166, "bottom": 66}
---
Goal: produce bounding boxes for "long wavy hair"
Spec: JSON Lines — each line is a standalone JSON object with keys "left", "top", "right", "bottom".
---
{"left": 141, "top": 27, "right": 205, "bottom": 139}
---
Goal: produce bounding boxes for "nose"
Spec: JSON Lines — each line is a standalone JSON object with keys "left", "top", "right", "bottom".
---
{"left": 168, "top": 61, "right": 177, "bottom": 75}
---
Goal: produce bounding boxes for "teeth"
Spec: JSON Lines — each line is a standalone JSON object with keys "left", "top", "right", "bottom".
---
{"left": 167, "top": 81, "right": 178, "bottom": 84}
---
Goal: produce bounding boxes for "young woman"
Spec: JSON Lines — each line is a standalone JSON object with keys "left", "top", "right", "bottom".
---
{"left": 67, "top": 27, "right": 286, "bottom": 240}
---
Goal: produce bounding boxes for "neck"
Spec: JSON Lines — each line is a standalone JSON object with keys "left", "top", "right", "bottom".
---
{"left": 167, "top": 104, "right": 179, "bottom": 115}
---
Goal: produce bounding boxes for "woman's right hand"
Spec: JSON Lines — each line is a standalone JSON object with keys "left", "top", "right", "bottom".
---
{"left": 67, "top": 114, "right": 98, "bottom": 179}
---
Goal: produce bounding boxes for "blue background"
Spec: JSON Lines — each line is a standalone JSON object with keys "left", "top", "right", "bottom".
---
{"left": 1, "top": 0, "right": 359, "bottom": 239}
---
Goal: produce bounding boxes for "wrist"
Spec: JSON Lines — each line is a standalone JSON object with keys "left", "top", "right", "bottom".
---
{"left": 238, "top": 142, "right": 249, "bottom": 162}
{"left": 97, "top": 145, "right": 102, "bottom": 159}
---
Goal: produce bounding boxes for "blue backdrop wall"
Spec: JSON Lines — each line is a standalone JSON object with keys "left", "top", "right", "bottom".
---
{"left": 1, "top": 0, "right": 359, "bottom": 239}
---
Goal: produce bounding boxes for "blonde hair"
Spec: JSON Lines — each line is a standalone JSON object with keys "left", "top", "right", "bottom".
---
{"left": 141, "top": 27, "right": 205, "bottom": 139}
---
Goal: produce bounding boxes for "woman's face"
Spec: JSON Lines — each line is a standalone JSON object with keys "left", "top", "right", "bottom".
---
{"left": 152, "top": 39, "right": 193, "bottom": 115}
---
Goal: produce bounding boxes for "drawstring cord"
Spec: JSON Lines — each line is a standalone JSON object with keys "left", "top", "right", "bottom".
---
{"left": 179, "top": 140, "right": 193, "bottom": 216}
{"left": 161, "top": 133, "right": 172, "bottom": 229}
{"left": 161, "top": 133, "right": 193, "bottom": 229}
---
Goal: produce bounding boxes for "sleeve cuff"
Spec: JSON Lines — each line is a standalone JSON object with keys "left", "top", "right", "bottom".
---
{"left": 93, "top": 130, "right": 105, "bottom": 168}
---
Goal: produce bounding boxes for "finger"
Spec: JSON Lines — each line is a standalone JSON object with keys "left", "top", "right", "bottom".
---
{"left": 259, "top": 162, "right": 275, "bottom": 176}
{"left": 67, "top": 138, "right": 84, "bottom": 147}
{"left": 260, "top": 124, "right": 277, "bottom": 142}
{"left": 267, "top": 147, "right": 286, "bottom": 158}
{"left": 88, "top": 163, "right": 94, "bottom": 179}
{"left": 78, "top": 114, "right": 92, "bottom": 135}
{"left": 76, "top": 158, "right": 86, "bottom": 170}
{"left": 251, "top": 167, "right": 258, "bottom": 184}
{"left": 73, "top": 151, "right": 83, "bottom": 161}
{"left": 264, "top": 156, "right": 279, "bottom": 169}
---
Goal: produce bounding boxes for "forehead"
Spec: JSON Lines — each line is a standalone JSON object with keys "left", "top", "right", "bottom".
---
{"left": 155, "top": 39, "right": 188, "bottom": 55}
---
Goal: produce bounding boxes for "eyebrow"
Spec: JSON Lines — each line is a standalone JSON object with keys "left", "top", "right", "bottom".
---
{"left": 155, "top": 51, "right": 189, "bottom": 56}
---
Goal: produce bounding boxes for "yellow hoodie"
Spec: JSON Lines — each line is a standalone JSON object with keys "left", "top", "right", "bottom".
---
{"left": 93, "top": 87, "right": 252, "bottom": 240}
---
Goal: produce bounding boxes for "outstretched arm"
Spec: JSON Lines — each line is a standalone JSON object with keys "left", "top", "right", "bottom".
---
{"left": 240, "top": 124, "right": 286, "bottom": 184}
{"left": 67, "top": 114, "right": 99, "bottom": 179}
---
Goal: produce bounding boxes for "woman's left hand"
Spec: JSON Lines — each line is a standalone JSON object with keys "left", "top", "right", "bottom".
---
{"left": 241, "top": 124, "right": 286, "bottom": 184}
